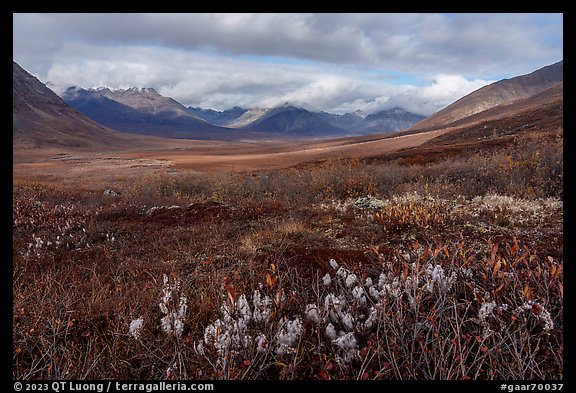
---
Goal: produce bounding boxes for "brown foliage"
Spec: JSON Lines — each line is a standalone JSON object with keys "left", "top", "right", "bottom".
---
{"left": 13, "top": 135, "right": 562, "bottom": 379}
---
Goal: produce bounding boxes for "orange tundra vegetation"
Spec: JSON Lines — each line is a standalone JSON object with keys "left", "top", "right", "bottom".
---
{"left": 13, "top": 133, "right": 562, "bottom": 379}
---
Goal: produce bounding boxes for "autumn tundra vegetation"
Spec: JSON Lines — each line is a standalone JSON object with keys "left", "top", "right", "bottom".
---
{"left": 12, "top": 129, "right": 563, "bottom": 380}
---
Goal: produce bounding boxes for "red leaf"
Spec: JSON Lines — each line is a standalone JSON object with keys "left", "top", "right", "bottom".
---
{"left": 226, "top": 284, "right": 235, "bottom": 307}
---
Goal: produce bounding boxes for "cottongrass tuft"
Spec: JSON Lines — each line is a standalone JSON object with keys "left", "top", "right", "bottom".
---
{"left": 351, "top": 286, "right": 366, "bottom": 305}
{"left": 332, "top": 332, "right": 358, "bottom": 363}
{"left": 364, "top": 277, "right": 373, "bottom": 287}
{"left": 329, "top": 259, "right": 339, "bottom": 270}
{"left": 345, "top": 273, "right": 358, "bottom": 288}
{"left": 128, "top": 317, "right": 144, "bottom": 340}
{"left": 515, "top": 300, "right": 554, "bottom": 332}
{"left": 336, "top": 267, "right": 349, "bottom": 280}
{"left": 159, "top": 274, "right": 188, "bottom": 337}
{"left": 275, "top": 317, "right": 303, "bottom": 355}
{"left": 425, "top": 264, "right": 456, "bottom": 294}
{"left": 305, "top": 304, "right": 321, "bottom": 324}
{"left": 325, "top": 323, "right": 338, "bottom": 340}
{"left": 199, "top": 249, "right": 560, "bottom": 374}
{"left": 252, "top": 289, "right": 273, "bottom": 323}
{"left": 237, "top": 294, "right": 252, "bottom": 322}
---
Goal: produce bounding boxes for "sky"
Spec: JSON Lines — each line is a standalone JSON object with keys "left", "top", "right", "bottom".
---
{"left": 13, "top": 13, "right": 563, "bottom": 116}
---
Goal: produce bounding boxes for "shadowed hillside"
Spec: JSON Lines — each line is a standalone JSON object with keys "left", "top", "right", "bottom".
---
{"left": 12, "top": 62, "right": 146, "bottom": 150}
{"left": 409, "top": 60, "right": 562, "bottom": 132}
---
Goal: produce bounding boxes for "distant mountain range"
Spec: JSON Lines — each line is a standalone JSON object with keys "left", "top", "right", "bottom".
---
{"left": 62, "top": 88, "right": 426, "bottom": 140}
{"left": 61, "top": 86, "right": 239, "bottom": 140}
{"left": 13, "top": 59, "right": 563, "bottom": 153}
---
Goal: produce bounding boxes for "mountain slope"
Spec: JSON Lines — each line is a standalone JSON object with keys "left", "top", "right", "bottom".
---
{"left": 188, "top": 106, "right": 248, "bottom": 126}
{"left": 372, "top": 82, "right": 563, "bottom": 167}
{"left": 430, "top": 82, "right": 563, "bottom": 134}
{"left": 356, "top": 108, "right": 425, "bottom": 134}
{"left": 62, "top": 87, "right": 238, "bottom": 140}
{"left": 426, "top": 82, "right": 562, "bottom": 146}
{"left": 239, "top": 105, "right": 349, "bottom": 137}
{"left": 409, "top": 60, "right": 563, "bottom": 132}
{"left": 316, "top": 110, "right": 367, "bottom": 130}
{"left": 316, "top": 108, "right": 424, "bottom": 134}
{"left": 95, "top": 87, "right": 207, "bottom": 121}
{"left": 12, "top": 62, "right": 141, "bottom": 150}
{"left": 226, "top": 107, "right": 273, "bottom": 128}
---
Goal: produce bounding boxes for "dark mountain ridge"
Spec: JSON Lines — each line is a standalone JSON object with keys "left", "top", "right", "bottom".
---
{"left": 62, "top": 87, "right": 238, "bottom": 140}
{"left": 13, "top": 62, "right": 139, "bottom": 150}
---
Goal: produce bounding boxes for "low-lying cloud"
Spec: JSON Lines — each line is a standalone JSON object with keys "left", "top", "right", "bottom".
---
{"left": 40, "top": 46, "right": 493, "bottom": 115}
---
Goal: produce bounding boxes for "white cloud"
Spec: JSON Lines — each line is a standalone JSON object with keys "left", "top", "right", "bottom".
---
{"left": 41, "top": 47, "right": 492, "bottom": 115}
{"left": 13, "top": 13, "right": 559, "bottom": 116}
{"left": 364, "top": 74, "right": 494, "bottom": 116}
{"left": 13, "top": 13, "right": 562, "bottom": 77}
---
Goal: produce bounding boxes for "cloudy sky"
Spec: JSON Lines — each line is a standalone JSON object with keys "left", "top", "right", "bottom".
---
{"left": 13, "top": 13, "right": 563, "bottom": 115}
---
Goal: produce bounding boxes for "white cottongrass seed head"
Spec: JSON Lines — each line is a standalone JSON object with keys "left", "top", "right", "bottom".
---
{"left": 364, "top": 307, "right": 378, "bottom": 330}
{"left": 332, "top": 332, "right": 358, "bottom": 363}
{"left": 352, "top": 286, "right": 366, "bottom": 304}
{"left": 159, "top": 274, "right": 188, "bottom": 337}
{"left": 252, "top": 289, "right": 272, "bottom": 323}
{"left": 514, "top": 300, "right": 554, "bottom": 332}
{"left": 275, "top": 317, "right": 303, "bottom": 355}
{"left": 339, "top": 311, "right": 355, "bottom": 331}
{"left": 479, "top": 302, "right": 496, "bottom": 322}
{"left": 325, "top": 323, "right": 338, "bottom": 340}
{"left": 337, "top": 267, "right": 349, "bottom": 280}
{"left": 345, "top": 273, "right": 358, "bottom": 288}
{"left": 369, "top": 286, "right": 381, "bottom": 301}
{"left": 128, "top": 317, "right": 144, "bottom": 339}
{"left": 305, "top": 304, "right": 321, "bottom": 324}
{"left": 329, "top": 259, "right": 339, "bottom": 270}
{"left": 237, "top": 294, "right": 252, "bottom": 322}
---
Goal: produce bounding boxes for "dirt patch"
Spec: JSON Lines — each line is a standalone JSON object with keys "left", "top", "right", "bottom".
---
{"left": 262, "top": 246, "right": 378, "bottom": 273}
{"left": 144, "top": 201, "right": 234, "bottom": 227}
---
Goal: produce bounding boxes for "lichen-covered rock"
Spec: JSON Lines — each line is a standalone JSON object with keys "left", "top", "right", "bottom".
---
{"left": 145, "top": 205, "right": 180, "bottom": 215}
{"left": 353, "top": 196, "right": 386, "bottom": 209}
{"left": 103, "top": 189, "right": 120, "bottom": 197}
